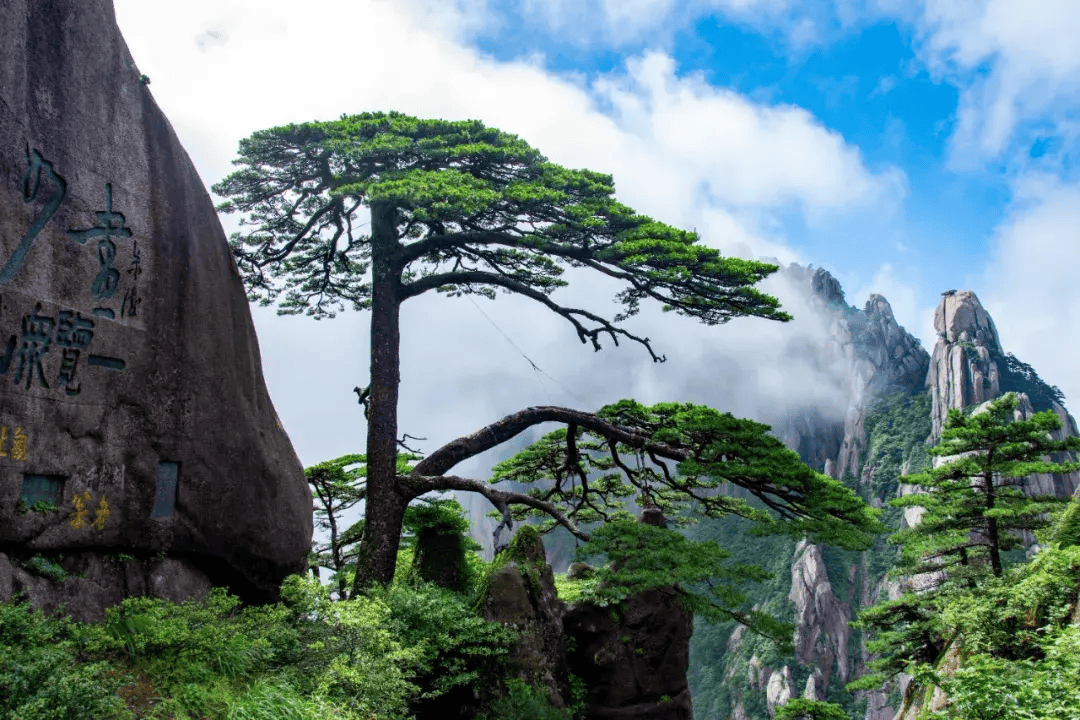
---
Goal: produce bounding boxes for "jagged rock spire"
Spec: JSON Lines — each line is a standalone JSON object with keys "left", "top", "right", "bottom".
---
{"left": 925, "top": 290, "right": 1005, "bottom": 444}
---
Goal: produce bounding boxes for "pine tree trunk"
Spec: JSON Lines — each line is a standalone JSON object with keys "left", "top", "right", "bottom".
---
{"left": 352, "top": 201, "right": 409, "bottom": 592}
{"left": 985, "top": 467, "right": 1002, "bottom": 576}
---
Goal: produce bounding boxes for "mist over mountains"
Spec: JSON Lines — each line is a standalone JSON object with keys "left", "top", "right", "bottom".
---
{"left": 456, "top": 259, "right": 1079, "bottom": 720}
{"left": 464, "top": 258, "right": 1074, "bottom": 556}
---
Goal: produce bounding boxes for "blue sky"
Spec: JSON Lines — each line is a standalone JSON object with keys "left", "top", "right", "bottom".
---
{"left": 463, "top": 2, "right": 1027, "bottom": 313}
{"left": 113, "top": 0, "right": 1080, "bottom": 562}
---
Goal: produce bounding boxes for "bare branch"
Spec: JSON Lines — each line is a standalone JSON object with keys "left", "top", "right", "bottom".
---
{"left": 409, "top": 405, "right": 676, "bottom": 478}
{"left": 400, "top": 270, "right": 666, "bottom": 361}
{"left": 399, "top": 473, "right": 590, "bottom": 542}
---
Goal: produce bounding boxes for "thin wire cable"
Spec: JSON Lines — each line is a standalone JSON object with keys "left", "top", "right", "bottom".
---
{"left": 466, "top": 295, "right": 589, "bottom": 408}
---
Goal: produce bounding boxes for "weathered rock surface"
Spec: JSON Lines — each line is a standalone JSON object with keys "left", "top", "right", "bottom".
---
{"left": 912, "top": 291, "right": 1080, "bottom": 551}
{"left": 766, "top": 264, "right": 929, "bottom": 486}
{"left": 564, "top": 509, "right": 693, "bottom": 720}
{"left": 479, "top": 525, "right": 571, "bottom": 711}
{"left": 699, "top": 272, "right": 1080, "bottom": 720}
{"left": 790, "top": 540, "right": 851, "bottom": 693}
{"left": 835, "top": 293, "right": 930, "bottom": 483}
{"left": 765, "top": 665, "right": 795, "bottom": 716}
{"left": 565, "top": 585, "right": 693, "bottom": 720}
{"left": 0, "top": 0, "right": 311, "bottom": 623}
{"left": 926, "top": 290, "right": 1006, "bottom": 444}
{"left": 766, "top": 265, "right": 926, "bottom": 720}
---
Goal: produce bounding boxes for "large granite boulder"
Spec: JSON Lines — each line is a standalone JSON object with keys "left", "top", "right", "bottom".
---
{"left": 478, "top": 524, "right": 571, "bottom": 711}
{"left": 563, "top": 508, "right": 694, "bottom": 720}
{"left": 0, "top": 0, "right": 312, "bottom": 623}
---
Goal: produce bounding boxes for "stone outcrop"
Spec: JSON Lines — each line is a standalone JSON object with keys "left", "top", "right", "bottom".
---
{"left": 765, "top": 666, "right": 795, "bottom": 716}
{"left": 0, "top": 0, "right": 312, "bottom": 623}
{"left": 565, "top": 585, "right": 694, "bottom": 720}
{"left": 563, "top": 509, "right": 693, "bottom": 720}
{"left": 789, "top": 540, "right": 851, "bottom": 695}
{"left": 698, "top": 271, "right": 1079, "bottom": 720}
{"left": 479, "top": 525, "right": 571, "bottom": 711}
{"left": 926, "top": 290, "right": 1006, "bottom": 444}
{"left": 835, "top": 293, "right": 930, "bottom": 483}
{"left": 765, "top": 264, "right": 930, "bottom": 486}
{"left": 910, "top": 291, "right": 1080, "bottom": 547}
{"left": 773, "top": 265, "right": 927, "bottom": 720}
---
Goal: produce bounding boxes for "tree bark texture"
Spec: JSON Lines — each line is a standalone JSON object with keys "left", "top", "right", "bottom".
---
{"left": 352, "top": 202, "right": 409, "bottom": 591}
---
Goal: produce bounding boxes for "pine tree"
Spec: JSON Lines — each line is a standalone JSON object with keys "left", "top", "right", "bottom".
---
{"left": 850, "top": 391, "right": 1080, "bottom": 687}
{"left": 892, "top": 391, "right": 1080, "bottom": 580}
{"left": 212, "top": 110, "right": 800, "bottom": 588}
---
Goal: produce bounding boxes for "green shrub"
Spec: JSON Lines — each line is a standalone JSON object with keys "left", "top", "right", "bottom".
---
{"left": 940, "top": 544, "right": 1080, "bottom": 660}
{"left": 0, "top": 598, "right": 132, "bottom": 720}
{"left": 273, "top": 574, "right": 422, "bottom": 719}
{"left": 24, "top": 555, "right": 70, "bottom": 583}
{"left": 938, "top": 626, "right": 1080, "bottom": 720}
{"left": 401, "top": 497, "right": 486, "bottom": 595}
{"left": 475, "top": 678, "right": 574, "bottom": 720}
{"left": 773, "top": 698, "right": 849, "bottom": 720}
{"left": 553, "top": 570, "right": 600, "bottom": 605}
{"left": 374, "top": 581, "right": 518, "bottom": 699}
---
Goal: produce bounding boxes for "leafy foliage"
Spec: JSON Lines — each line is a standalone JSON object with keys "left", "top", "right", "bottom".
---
{"left": 213, "top": 110, "right": 793, "bottom": 329}
{"left": 0, "top": 596, "right": 132, "bottom": 720}
{"left": 490, "top": 399, "right": 882, "bottom": 550}
{"left": 400, "top": 496, "right": 485, "bottom": 595}
{"left": 371, "top": 581, "right": 518, "bottom": 700}
{"left": 993, "top": 349, "right": 1068, "bottom": 415}
{"left": 213, "top": 108, "right": 803, "bottom": 591}
{"left": 889, "top": 392, "right": 1080, "bottom": 581}
{"left": 773, "top": 698, "right": 850, "bottom": 720}
{"left": 935, "top": 624, "right": 1080, "bottom": 719}
{"left": 474, "top": 678, "right": 578, "bottom": 720}
{"left": 847, "top": 592, "right": 947, "bottom": 691}
{"left": 307, "top": 451, "right": 424, "bottom": 599}
{"left": 852, "top": 393, "right": 1080, "bottom": 698}
{"left": 939, "top": 541, "right": 1080, "bottom": 660}
{"left": 573, "top": 520, "right": 793, "bottom": 651}
{"left": 23, "top": 554, "right": 73, "bottom": 583}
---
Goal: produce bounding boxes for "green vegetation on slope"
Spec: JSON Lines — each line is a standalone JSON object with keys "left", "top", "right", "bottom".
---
{"left": 891, "top": 511, "right": 1080, "bottom": 719}
{"left": 687, "top": 388, "right": 933, "bottom": 720}
{"left": 0, "top": 508, "right": 571, "bottom": 720}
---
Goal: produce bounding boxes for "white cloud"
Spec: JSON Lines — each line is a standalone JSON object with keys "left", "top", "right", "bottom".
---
{"left": 112, "top": 0, "right": 906, "bottom": 566}
{"left": 912, "top": 0, "right": 1080, "bottom": 169}
{"left": 590, "top": 52, "right": 905, "bottom": 224}
{"left": 970, "top": 174, "right": 1080, "bottom": 414}
{"left": 510, "top": 0, "right": 897, "bottom": 50}
{"left": 502, "top": 0, "right": 1080, "bottom": 175}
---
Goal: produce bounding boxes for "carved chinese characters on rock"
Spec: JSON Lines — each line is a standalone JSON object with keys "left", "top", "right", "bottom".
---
{"left": 67, "top": 181, "right": 135, "bottom": 319}
{"left": 0, "top": 147, "right": 67, "bottom": 286}
{"left": 0, "top": 424, "right": 28, "bottom": 460}
{"left": 0, "top": 146, "right": 136, "bottom": 400}
{"left": 68, "top": 490, "right": 110, "bottom": 530}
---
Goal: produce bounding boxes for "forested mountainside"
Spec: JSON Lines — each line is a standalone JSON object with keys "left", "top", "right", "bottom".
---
{"left": 683, "top": 264, "right": 1080, "bottom": 720}
{"left": 462, "top": 260, "right": 1080, "bottom": 720}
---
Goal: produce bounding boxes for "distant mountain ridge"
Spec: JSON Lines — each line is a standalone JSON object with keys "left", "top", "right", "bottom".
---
{"left": 692, "top": 261, "right": 1080, "bottom": 720}
{"left": 457, "top": 258, "right": 1080, "bottom": 720}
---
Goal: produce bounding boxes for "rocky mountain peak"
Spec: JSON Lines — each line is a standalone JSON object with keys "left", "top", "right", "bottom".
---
{"left": 926, "top": 290, "right": 1005, "bottom": 443}
{"left": 810, "top": 267, "right": 845, "bottom": 306}
{"left": 933, "top": 290, "right": 1004, "bottom": 354}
